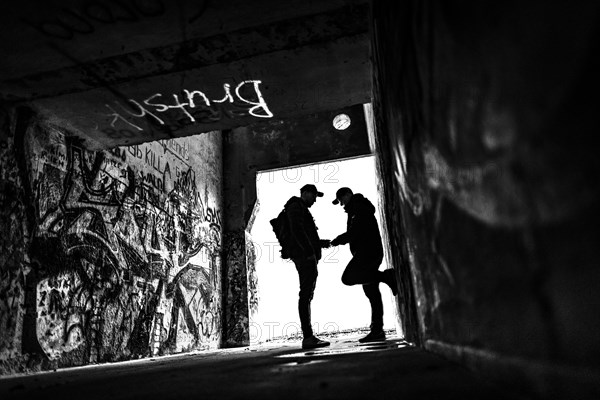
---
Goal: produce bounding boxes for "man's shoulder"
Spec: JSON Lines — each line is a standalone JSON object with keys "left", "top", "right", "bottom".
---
{"left": 350, "top": 193, "right": 375, "bottom": 214}
{"left": 357, "top": 193, "right": 374, "bottom": 206}
{"left": 285, "top": 196, "right": 304, "bottom": 209}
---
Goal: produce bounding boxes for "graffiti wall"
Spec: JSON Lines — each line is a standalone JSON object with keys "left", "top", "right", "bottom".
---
{"left": 0, "top": 108, "right": 29, "bottom": 370}
{"left": 0, "top": 109, "right": 223, "bottom": 373}
{"left": 221, "top": 230, "right": 250, "bottom": 347}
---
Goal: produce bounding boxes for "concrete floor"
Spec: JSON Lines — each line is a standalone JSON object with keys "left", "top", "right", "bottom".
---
{"left": 1, "top": 334, "right": 525, "bottom": 400}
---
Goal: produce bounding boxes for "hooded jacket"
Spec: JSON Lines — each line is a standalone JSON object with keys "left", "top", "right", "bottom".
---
{"left": 332, "top": 193, "right": 383, "bottom": 258}
{"left": 285, "top": 196, "right": 322, "bottom": 260}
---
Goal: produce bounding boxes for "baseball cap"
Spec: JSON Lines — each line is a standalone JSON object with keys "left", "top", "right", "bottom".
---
{"left": 332, "top": 187, "right": 352, "bottom": 205}
{"left": 300, "top": 184, "right": 324, "bottom": 197}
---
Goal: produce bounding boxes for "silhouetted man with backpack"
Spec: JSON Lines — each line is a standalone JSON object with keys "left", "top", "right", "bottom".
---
{"left": 330, "top": 187, "right": 398, "bottom": 343}
{"left": 276, "top": 184, "right": 331, "bottom": 349}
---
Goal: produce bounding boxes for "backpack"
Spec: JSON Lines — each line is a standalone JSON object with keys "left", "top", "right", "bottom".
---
{"left": 270, "top": 208, "right": 291, "bottom": 259}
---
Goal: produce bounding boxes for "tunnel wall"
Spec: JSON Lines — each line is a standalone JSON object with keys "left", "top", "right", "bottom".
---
{"left": 0, "top": 108, "right": 223, "bottom": 374}
{"left": 371, "top": 1, "right": 600, "bottom": 397}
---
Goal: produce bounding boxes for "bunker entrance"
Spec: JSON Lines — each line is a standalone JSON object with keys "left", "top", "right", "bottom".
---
{"left": 248, "top": 156, "right": 402, "bottom": 346}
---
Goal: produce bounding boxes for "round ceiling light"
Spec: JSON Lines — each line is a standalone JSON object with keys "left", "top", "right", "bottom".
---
{"left": 333, "top": 113, "right": 351, "bottom": 130}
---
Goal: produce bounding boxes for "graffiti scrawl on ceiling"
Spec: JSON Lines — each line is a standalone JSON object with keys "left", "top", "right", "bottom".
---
{"left": 105, "top": 80, "right": 273, "bottom": 132}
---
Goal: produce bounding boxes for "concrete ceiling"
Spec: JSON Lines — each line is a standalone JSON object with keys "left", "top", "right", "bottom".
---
{"left": 0, "top": 0, "right": 372, "bottom": 150}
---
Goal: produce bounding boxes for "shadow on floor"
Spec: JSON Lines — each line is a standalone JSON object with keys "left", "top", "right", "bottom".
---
{"left": 0, "top": 333, "right": 526, "bottom": 400}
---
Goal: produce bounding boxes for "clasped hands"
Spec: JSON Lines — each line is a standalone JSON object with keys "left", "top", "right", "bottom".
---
{"left": 320, "top": 237, "right": 342, "bottom": 249}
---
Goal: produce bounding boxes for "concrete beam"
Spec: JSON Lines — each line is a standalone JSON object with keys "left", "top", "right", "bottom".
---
{"left": 1, "top": 3, "right": 369, "bottom": 102}
{"left": 26, "top": 34, "right": 371, "bottom": 150}
{"left": 0, "top": 0, "right": 367, "bottom": 81}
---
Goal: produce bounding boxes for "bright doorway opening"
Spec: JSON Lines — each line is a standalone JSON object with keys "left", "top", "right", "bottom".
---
{"left": 249, "top": 156, "right": 399, "bottom": 345}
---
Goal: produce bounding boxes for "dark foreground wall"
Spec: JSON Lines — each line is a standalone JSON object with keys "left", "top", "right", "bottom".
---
{"left": 0, "top": 107, "right": 223, "bottom": 374}
{"left": 371, "top": 1, "right": 600, "bottom": 397}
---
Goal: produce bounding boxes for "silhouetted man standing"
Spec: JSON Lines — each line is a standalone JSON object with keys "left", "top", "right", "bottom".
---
{"left": 331, "top": 187, "right": 398, "bottom": 342}
{"left": 285, "top": 184, "right": 331, "bottom": 349}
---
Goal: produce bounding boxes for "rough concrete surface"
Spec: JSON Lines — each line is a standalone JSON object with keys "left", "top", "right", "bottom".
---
{"left": 0, "top": 333, "right": 523, "bottom": 400}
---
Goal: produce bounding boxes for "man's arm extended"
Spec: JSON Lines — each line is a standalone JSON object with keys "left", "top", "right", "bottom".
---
{"left": 330, "top": 231, "right": 349, "bottom": 247}
{"left": 331, "top": 208, "right": 367, "bottom": 246}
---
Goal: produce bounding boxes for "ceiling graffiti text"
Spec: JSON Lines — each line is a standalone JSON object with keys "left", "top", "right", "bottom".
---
{"left": 104, "top": 80, "right": 273, "bottom": 132}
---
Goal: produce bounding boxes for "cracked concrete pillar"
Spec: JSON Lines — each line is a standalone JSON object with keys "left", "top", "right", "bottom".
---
{"left": 221, "top": 126, "right": 258, "bottom": 347}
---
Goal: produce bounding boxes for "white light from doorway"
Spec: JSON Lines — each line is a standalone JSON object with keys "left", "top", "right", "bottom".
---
{"left": 249, "top": 156, "right": 396, "bottom": 345}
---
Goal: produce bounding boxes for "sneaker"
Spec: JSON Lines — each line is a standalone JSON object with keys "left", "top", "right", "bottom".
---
{"left": 358, "top": 330, "right": 386, "bottom": 343}
{"left": 383, "top": 269, "right": 398, "bottom": 296}
{"left": 302, "top": 335, "right": 331, "bottom": 350}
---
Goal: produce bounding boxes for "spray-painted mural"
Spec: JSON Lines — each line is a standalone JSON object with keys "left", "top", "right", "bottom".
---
{"left": 221, "top": 230, "right": 251, "bottom": 347}
{"left": 0, "top": 109, "right": 29, "bottom": 369}
{"left": 0, "top": 112, "right": 222, "bottom": 372}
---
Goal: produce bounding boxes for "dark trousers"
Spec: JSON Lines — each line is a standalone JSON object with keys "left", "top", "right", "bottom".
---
{"left": 341, "top": 254, "right": 384, "bottom": 331}
{"left": 292, "top": 256, "right": 318, "bottom": 338}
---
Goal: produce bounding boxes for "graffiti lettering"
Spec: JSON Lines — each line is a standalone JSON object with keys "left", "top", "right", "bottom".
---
{"left": 184, "top": 89, "right": 210, "bottom": 108}
{"left": 205, "top": 207, "right": 222, "bottom": 228}
{"left": 105, "top": 80, "right": 273, "bottom": 131}
{"left": 235, "top": 80, "right": 273, "bottom": 118}
{"left": 174, "top": 168, "right": 195, "bottom": 194}
{"left": 139, "top": 170, "right": 164, "bottom": 193}
{"left": 104, "top": 105, "right": 143, "bottom": 131}
{"left": 125, "top": 145, "right": 139, "bottom": 160}
{"left": 110, "top": 147, "right": 127, "bottom": 162}
{"left": 160, "top": 139, "right": 189, "bottom": 162}
{"left": 37, "top": 145, "right": 67, "bottom": 170}
{"left": 15, "top": 125, "right": 224, "bottom": 366}
{"left": 115, "top": 98, "right": 166, "bottom": 126}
